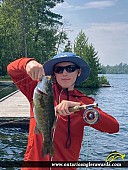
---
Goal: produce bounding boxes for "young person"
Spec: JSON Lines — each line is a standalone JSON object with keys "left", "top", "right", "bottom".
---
{"left": 7, "top": 52, "right": 119, "bottom": 170}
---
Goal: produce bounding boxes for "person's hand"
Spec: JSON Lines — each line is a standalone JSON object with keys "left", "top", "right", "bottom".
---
{"left": 26, "top": 60, "right": 44, "bottom": 80}
{"left": 55, "top": 100, "right": 80, "bottom": 116}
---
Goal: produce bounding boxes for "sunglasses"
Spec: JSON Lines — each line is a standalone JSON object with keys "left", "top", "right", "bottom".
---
{"left": 54, "top": 65, "right": 80, "bottom": 74}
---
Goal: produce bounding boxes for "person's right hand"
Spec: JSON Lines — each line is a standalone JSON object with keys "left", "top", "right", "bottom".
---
{"left": 26, "top": 60, "right": 44, "bottom": 80}
{"left": 55, "top": 100, "right": 80, "bottom": 116}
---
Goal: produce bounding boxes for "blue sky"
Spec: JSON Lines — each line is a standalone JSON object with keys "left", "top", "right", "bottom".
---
{"left": 52, "top": 0, "right": 128, "bottom": 66}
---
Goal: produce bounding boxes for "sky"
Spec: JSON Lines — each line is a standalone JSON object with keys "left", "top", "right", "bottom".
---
{"left": 52, "top": 0, "right": 128, "bottom": 66}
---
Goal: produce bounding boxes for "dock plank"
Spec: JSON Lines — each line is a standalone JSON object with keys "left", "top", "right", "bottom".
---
{"left": 0, "top": 91, "right": 29, "bottom": 117}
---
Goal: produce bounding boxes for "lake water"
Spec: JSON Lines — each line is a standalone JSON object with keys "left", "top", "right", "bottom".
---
{"left": 0, "top": 74, "right": 128, "bottom": 169}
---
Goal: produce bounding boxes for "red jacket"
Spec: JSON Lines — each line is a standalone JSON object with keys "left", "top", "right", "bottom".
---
{"left": 7, "top": 58, "right": 119, "bottom": 170}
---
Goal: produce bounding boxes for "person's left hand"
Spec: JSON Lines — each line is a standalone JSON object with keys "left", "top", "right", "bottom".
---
{"left": 55, "top": 100, "right": 80, "bottom": 116}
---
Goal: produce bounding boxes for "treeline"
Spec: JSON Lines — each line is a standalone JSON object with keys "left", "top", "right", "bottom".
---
{"left": 0, "top": 0, "right": 66, "bottom": 75}
{"left": 0, "top": 0, "right": 105, "bottom": 88}
{"left": 101, "top": 63, "right": 128, "bottom": 74}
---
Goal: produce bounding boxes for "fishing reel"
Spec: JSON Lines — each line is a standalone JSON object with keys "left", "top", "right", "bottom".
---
{"left": 83, "top": 107, "right": 99, "bottom": 124}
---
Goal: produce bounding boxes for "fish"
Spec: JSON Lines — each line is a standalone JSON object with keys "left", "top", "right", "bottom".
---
{"left": 33, "top": 75, "right": 55, "bottom": 157}
{"left": 105, "top": 151, "right": 125, "bottom": 162}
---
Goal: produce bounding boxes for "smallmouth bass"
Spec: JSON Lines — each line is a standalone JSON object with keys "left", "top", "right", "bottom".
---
{"left": 33, "top": 76, "right": 55, "bottom": 157}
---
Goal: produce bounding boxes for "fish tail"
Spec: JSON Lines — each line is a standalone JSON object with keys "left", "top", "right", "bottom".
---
{"left": 42, "top": 142, "right": 54, "bottom": 157}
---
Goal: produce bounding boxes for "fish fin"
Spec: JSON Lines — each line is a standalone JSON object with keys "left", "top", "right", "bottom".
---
{"left": 34, "top": 125, "right": 41, "bottom": 134}
{"left": 42, "top": 142, "right": 54, "bottom": 157}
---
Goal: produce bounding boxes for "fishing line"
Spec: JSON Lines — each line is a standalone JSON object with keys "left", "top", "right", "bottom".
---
{"left": 0, "top": 75, "right": 30, "bottom": 93}
{"left": 83, "top": 125, "right": 90, "bottom": 170}
{"left": 85, "top": 125, "right": 90, "bottom": 161}
{"left": 0, "top": 82, "right": 15, "bottom": 92}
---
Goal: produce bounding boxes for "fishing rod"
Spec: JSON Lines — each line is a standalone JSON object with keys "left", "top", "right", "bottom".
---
{"left": 68, "top": 102, "right": 98, "bottom": 112}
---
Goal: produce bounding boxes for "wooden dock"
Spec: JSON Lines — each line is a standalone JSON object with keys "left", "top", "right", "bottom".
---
{"left": 0, "top": 91, "right": 30, "bottom": 128}
{"left": 0, "top": 90, "right": 29, "bottom": 117}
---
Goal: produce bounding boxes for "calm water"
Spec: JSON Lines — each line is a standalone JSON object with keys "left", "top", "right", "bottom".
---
{"left": 0, "top": 74, "right": 128, "bottom": 169}
{"left": 79, "top": 74, "right": 128, "bottom": 169}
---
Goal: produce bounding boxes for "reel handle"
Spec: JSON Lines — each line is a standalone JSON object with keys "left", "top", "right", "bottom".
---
{"left": 68, "top": 102, "right": 98, "bottom": 112}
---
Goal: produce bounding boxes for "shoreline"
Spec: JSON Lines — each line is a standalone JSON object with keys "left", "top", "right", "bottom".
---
{"left": 0, "top": 80, "right": 14, "bottom": 86}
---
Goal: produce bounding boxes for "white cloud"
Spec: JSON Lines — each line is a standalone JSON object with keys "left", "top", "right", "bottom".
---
{"left": 85, "top": 22, "right": 128, "bottom": 32}
{"left": 67, "top": 22, "right": 128, "bottom": 65}
{"left": 53, "top": 0, "right": 117, "bottom": 11}
{"left": 52, "top": 0, "right": 128, "bottom": 65}
{"left": 52, "top": 2, "right": 73, "bottom": 11}
{"left": 84, "top": 0, "right": 117, "bottom": 9}
{"left": 68, "top": 22, "right": 128, "bottom": 44}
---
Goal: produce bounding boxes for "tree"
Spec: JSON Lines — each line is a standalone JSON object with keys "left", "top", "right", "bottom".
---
{"left": 0, "top": 0, "right": 67, "bottom": 75}
{"left": 74, "top": 30, "right": 101, "bottom": 88}
{"left": 101, "top": 63, "right": 128, "bottom": 74}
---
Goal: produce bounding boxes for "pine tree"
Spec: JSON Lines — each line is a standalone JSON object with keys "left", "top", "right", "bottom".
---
{"left": 74, "top": 30, "right": 101, "bottom": 88}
